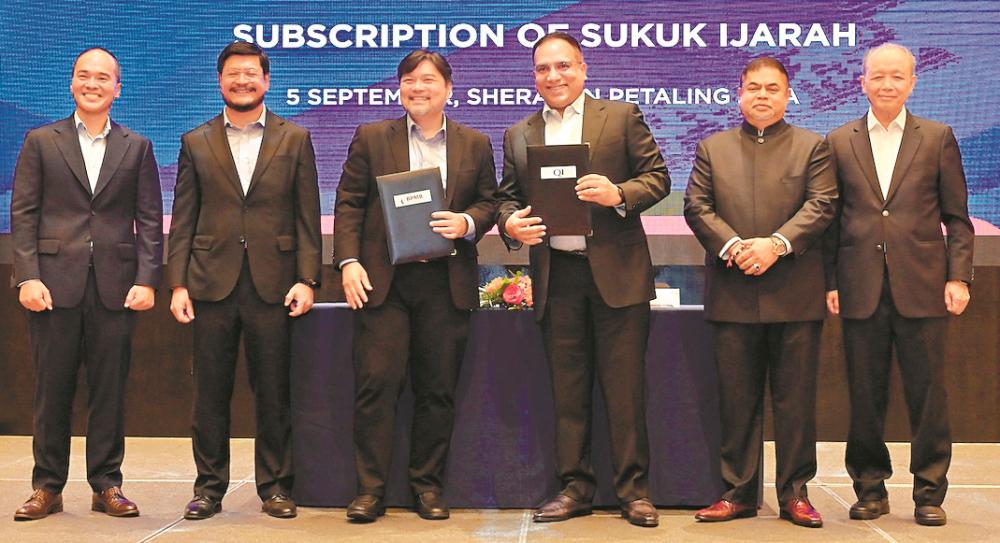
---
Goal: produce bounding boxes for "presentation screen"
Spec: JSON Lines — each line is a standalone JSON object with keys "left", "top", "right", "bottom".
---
{"left": 2, "top": 1, "right": 997, "bottom": 232}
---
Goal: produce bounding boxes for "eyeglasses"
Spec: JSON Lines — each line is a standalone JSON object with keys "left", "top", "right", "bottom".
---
{"left": 533, "top": 61, "right": 582, "bottom": 75}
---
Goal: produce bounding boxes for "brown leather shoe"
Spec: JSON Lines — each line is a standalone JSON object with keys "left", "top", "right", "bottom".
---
{"left": 92, "top": 486, "right": 139, "bottom": 517}
{"left": 914, "top": 505, "right": 946, "bottom": 526}
{"left": 415, "top": 491, "right": 449, "bottom": 520}
{"left": 533, "top": 494, "right": 592, "bottom": 522}
{"left": 621, "top": 498, "right": 659, "bottom": 527}
{"left": 694, "top": 499, "right": 757, "bottom": 522}
{"left": 347, "top": 494, "right": 385, "bottom": 522}
{"left": 261, "top": 494, "right": 297, "bottom": 518}
{"left": 849, "top": 497, "right": 889, "bottom": 520}
{"left": 779, "top": 497, "right": 822, "bottom": 528}
{"left": 14, "top": 489, "right": 63, "bottom": 521}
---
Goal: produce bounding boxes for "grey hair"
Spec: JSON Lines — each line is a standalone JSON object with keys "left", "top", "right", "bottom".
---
{"left": 863, "top": 43, "right": 916, "bottom": 75}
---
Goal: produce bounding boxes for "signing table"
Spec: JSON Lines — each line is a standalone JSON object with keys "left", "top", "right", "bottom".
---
{"left": 290, "top": 304, "right": 723, "bottom": 507}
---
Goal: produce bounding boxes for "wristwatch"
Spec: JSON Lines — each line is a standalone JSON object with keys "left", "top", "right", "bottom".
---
{"left": 299, "top": 277, "right": 320, "bottom": 289}
{"left": 770, "top": 236, "right": 788, "bottom": 256}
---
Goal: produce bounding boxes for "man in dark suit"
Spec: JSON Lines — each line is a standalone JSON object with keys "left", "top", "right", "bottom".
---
{"left": 11, "top": 47, "right": 163, "bottom": 521}
{"left": 825, "top": 43, "right": 973, "bottom": 527}
{"left": 166, "top": 41, "right": 321, "bottom": 520}
{"left": 496, "top": 33, "right": 668, "bottom": 528}
{"left": 684, "top": 57, "right": 836, "bottom": 528}
{"left": 334, "top": 50, "right": 496, "bottom": 522}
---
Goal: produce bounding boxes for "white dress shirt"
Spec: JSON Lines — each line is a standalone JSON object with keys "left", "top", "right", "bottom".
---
{"left": 406, "top": 115, "right": 476, "bottom": 240}
{"left": 224, "top": 105, "right": 267, "bottom": 196}
{"left": 75, "top": 112, "right": 111, "bottom": 194}
{"left": 543, "top": 92, "right": 588, "bottom": 252}
{"left": 867, "top": 106, "right": 907, "bottom": 200}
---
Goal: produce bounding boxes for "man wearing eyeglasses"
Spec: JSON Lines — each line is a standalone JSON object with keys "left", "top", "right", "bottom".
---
{"left": 167, "top": 40, "right": 322, "bottom": 520}
{"left": 684, "top": 57, "right": 836, "bottom": 528}
{"left": 496, "top": 32, "right": 669, "bottom": 528}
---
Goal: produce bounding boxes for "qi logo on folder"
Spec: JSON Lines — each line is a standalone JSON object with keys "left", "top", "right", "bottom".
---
{"left": 540, "top": 165, "right": 577, "bottom": 179}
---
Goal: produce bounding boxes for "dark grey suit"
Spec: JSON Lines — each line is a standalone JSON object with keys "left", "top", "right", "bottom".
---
{"left": 684, "top": 120, "right": 837, "bottom": 505}
{"left": 11, "top": 115, "right": 163, "bottom": 493}
{"left": 497, "top": 97, "right": 669, "bottom": 503}
{"left": 167, "top": 109, "right": 321, "bottom": 501}
{"left": 826, "top": 112, "right": 973, "bottom": 507}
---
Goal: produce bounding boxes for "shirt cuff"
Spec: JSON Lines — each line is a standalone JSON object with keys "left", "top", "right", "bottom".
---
{"left": 772, "top": 233, "right": 792, "bottom": 255}
{"left": 338, "top": 258, "right": 359, "bottom": 270}
{"left": 719, "top": 237, "right": 742, "bottom": 260}
{"left": 461, "top": 213, "right": 477, "bottom": 240}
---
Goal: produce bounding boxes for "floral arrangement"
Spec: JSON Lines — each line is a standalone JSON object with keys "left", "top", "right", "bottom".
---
{"left": 479, "top": 270, "right": 533, "bottom": 310}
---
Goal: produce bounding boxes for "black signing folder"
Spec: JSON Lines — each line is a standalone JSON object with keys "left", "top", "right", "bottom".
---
{"left": 525, "top": 144, "right": 592, "bottom": 236}
{"left": 376, "top": 166, "right": 455, "bottom": 265}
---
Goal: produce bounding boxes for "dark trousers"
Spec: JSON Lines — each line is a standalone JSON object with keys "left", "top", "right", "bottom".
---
{"left": 352, "top": 260, "right": 469, "bottom": 497}
{"left": 712, "top": 320, "right": 822, "bottom": 505}
{"left": 540, "top": 251, "right": 651, "bottom": 503}
{"left": 28, "top": 268, "right": 135, "bottom": 494}
{"left": 843, "top": 271, "right": 951, "bottom": 506}
{"left": 191, "top": 256, "right": 293, "bottom": 501}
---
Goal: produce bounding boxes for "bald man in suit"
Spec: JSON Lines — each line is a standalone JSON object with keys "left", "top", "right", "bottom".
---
{"left": 11, "top": 47, "right": 162, "bottom": 520}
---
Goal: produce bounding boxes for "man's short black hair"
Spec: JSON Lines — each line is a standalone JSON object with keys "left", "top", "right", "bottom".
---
{"left": 531, "top": 32, "right": 583, "bottom": 60}
{"left": 217, "top": 41, "right": 270, "bottom": 75}
{"left": 740, "top": 56, "right": 789, "bottom": 86}
{"left": 397, "top": 49, "right": 452, "bottom": 84}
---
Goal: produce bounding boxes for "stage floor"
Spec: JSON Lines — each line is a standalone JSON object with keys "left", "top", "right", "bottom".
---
{"left": 0, "top": 437, "right": 998, "bottom": 542}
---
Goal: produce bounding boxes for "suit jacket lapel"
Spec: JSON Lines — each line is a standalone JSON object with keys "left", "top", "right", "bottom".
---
{"left": 523, "top": 111, "right": 545, "bottom": 147}
{"left": 53, "top": 116, "right": 93, "bottom": 197}
{"left": 581, "top": 96, "right": 607, "bottom": 161}
{"left": 387, "top": 116, "right": 410, "bottom": 177}
{"left": 204, "top": 114, "right": 244, "bottom": 199}
{"left": 885, "top": 113, "right": 922, "bottom": 204}
{"left": 246, "top": 110, "right": 286, "bottom": 199}
{"left": 92, "top": 122, "right": 130, "bottom": 200}
{"left": 444, "top": 118, "right": 463, "bottom": 208}
{"left": 848, "top": 116, "right": 884, "bottom": 203}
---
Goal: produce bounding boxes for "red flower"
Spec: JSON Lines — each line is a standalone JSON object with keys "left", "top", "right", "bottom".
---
{"left": 502, "top": 283, "right": 525, "bottom": 305}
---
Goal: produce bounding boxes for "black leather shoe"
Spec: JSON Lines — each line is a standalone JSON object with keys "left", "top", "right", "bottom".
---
{"left": 347, "top": 494, "right": 385, "bottom": 522}
{"left": 262, "top": 494, "right": 297, "bottom": 518}
{"left": 415, "top": 491, "right": 449, "bottom": 520}
{"left": 621, "top": 498, "right": 659, "bottom": 527}
{"left": 184, "top": 495, "right": 222, "bottom": 520}
{"left": 850, "top": 498, "right": 889, "bottom": 520}
{"left": 914, "top": 505, "right": 946, "bottom": 526}
{"left": 533, "top": 494, "right": 592, "bottom": 523}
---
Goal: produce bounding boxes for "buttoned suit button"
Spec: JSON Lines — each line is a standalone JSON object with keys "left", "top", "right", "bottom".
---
{"left": 881, "top": 210, "right": 889, "bottom": 217}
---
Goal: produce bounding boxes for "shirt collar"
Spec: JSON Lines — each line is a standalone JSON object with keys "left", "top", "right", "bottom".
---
{"left": 406, "top": 114, "right": 447, "bottom": 142}
{"left": 867, "top": 106, "right": 907, "bottom": 132}
{"left": 224, "top": 104, "right": 267, "bottom": 129}
{"left": 74, "top": 112, "right": 111, "bottom": 139}
{"left": 543, "top": 91, "right": 586, "bottom": 121}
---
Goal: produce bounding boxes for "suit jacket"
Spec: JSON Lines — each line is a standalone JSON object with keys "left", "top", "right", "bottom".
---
{"left": 333, "top": 116, "right": 497, "bottom": 310}
{"left": 11, "top": 115, "right": 163, "bottom": 310}
{"left": 684, "top": 120, "right": 837, "bottom": 323}
{"left": 166, "top": 110, "right": 321, "bottom": 304}
{"left": 497, "top": 97, "right": 669, "bottom": 321}
{"left": 825, "top": 112, "right": 973, "bottom": 319}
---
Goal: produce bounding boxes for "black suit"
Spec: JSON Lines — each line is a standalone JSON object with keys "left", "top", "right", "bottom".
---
{"left": 333, "top": 117, "right": 497, "bottom": 497}
{"left": 497, "top": 97, "right": 669, "bottom": 503}
{"left": 11, "top": 115, "right": 163, "bottom": 493}
{"left": 166, "top": 110, "right": 321, "bottom": 500}
{"left": 826, "top": 112, "right": 973, "bottom": 506}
